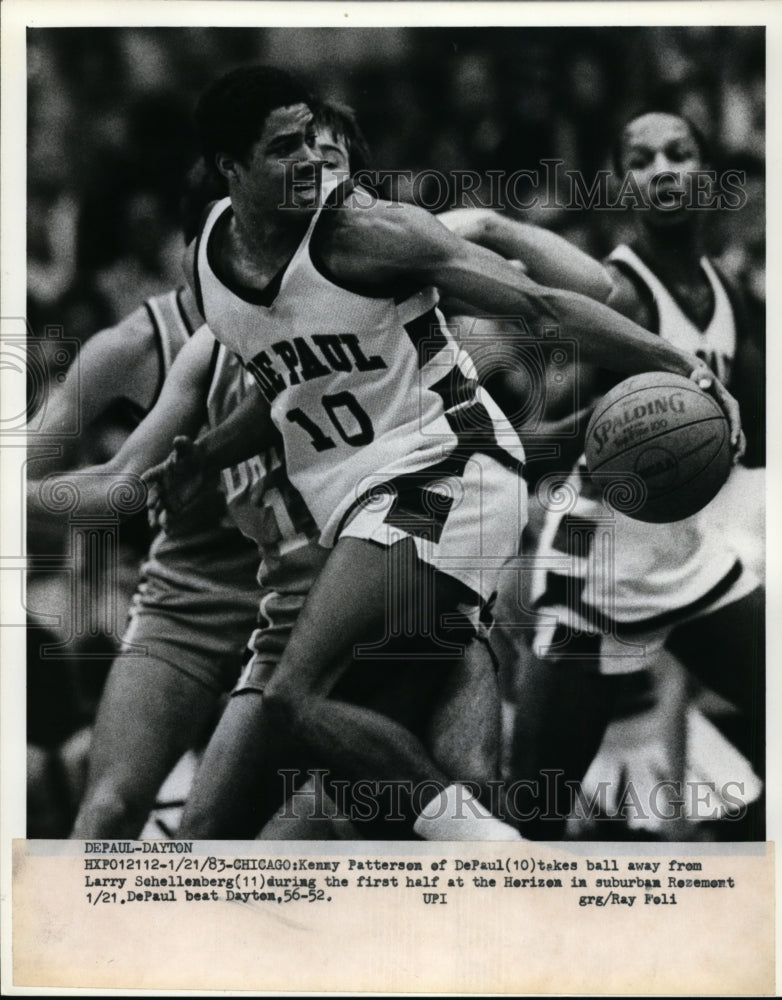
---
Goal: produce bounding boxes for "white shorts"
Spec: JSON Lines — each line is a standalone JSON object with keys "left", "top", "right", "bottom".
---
{"left": 530, "top": 558, "right": 758, "bottom": 675}
{"left": 336, "top": 452, "right": 527, "bottom": 617}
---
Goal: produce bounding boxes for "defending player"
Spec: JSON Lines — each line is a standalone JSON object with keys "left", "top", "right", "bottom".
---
{"left": 28, "top": 310, "right": 263, "bottom": 838}
{"left": 516, "top": 110, "right": 765, "bottom": 837}
{"left": 154, "top": 67, "right": 740, "bottom": 842}
{"left": 25, "top": 248, "right": 257, "bottom": 834}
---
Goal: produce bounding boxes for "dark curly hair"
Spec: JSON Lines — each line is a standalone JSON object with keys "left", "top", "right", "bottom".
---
{"left": 195, "top": 65, "right": 312, "bottom": 171}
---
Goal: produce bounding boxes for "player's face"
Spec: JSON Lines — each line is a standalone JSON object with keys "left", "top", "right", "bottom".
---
{"left": 620, "top": 113, "right": 702, "bottom": 225}
{"left": 315, "top": 128, "right": 351, "bottom": 188}
{"left": 234, "top": 103, "right": 322, "bottom": 215}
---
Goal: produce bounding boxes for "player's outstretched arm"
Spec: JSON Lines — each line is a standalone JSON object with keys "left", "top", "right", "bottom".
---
{"left": 143, "top": 383, "right": 274, "bottom": 534}
{"left": 196, "top": 384, "right": 274, "bottom": 474}
{"left": 27, "top": 325, "right": 217, "bottom": 527}
{"left": 327, "top": 199, "right": 742, "bottom": 450}
{"left": 26, "top": 309, "right": 163, "bottom": 479}
{"left": 438, "top": 208, "right": 613, "bottom": 302}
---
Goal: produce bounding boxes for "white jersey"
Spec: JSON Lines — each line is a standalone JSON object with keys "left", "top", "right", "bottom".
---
{"left": 193, "top": 186, "right": 525, "bottom": 547}
{"left": 533, "top": 245, "right": 754, "bottom": 626}
{"left": 608, "top": 244, "right": 736, "bottom": 384}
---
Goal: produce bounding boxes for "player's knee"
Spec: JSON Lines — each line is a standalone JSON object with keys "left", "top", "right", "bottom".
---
{"left": 72, "top": 780, "right": 150, "bottom": 839}
{"left": 263, "top": 682, "right": 302, "bottom": 732}
{"left": 459, "top": 747, "right": 498, "bottom": 788}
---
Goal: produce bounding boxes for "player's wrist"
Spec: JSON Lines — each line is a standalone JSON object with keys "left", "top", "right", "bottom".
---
{"left": 192, "top": 434, "right": 219, "bottom": 474}
{"left": 661, "top": 350, "right": 701, "bottom": 382}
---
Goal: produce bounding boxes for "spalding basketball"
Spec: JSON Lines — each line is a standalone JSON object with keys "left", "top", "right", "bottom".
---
{"left": 584, "top": 372, "right": 731, "bottom": 523}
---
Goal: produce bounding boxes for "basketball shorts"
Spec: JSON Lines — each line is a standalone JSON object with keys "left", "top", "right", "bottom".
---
{"left": 233, "top": 590, "right": 309, "bottom": 695}
{"left": 233, "top": 586, "right": 498, "bottom": 740}
{"left": 335, "top": 452, "right": 527, "bottom": 624}
{"left": 530, "top": 558, "right": 759, "bottom": 675}
{"left": 122, "top": 573, "right": 261, "bottom": 694}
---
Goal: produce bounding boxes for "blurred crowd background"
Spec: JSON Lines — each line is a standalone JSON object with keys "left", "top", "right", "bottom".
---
{"left": 25, "top": 25, "right": 765, "bottom": 838}
{"left": 28, "top": 25, "right": 765, "bottom": 343}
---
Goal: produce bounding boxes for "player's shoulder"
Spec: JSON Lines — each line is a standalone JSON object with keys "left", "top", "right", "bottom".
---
{"left": 83, "top": 300, "right": 159, "bottom": 368}
{"left": 604, "top": 259, "right": 657, "bottom": 330}
{"left": 319, "top": 185, "right": 453, "bottom": 274}
{"left": 330, "top": 185, "right": 429, "bottom": 230}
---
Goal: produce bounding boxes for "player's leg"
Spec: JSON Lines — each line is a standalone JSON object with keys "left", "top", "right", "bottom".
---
{"left": 179, "top": 536, "right": 520, "bottom": 840}
{"left": 568, "top": 649, "right": 689, "bottom": 840}
{"left": 71, "top": 651, "right": 220, "bottom": 839}
{"left": 509, "top": 627, "right": 615, "bottom": 839}
{"left": 666, "top": 586, "right": 765, "bottom": 780}
{"left": 258, "top": 775, "right": 360, "bottom": 840}
{"left": 427, "top": 635, "right": 500, "bottom": 788}
{"left": 317, "top": 632, "right": 500, "bottom": 837}
{"left": 178, "top": 536, "right": 447, "bottom": 838}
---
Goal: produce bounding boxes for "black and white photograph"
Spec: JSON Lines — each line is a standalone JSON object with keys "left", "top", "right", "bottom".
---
{"left": 1, "top": 1, "right": 777, "bottom": 993}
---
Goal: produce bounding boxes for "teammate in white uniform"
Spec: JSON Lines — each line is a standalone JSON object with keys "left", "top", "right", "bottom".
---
{"left": 153, "top": 68, "right": 740, "bottom": 842}
{"left": 516, "top": 111, "right": 764, "bottom": 837}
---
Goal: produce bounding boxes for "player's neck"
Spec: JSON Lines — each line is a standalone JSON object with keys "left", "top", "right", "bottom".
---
{"left": 635, "top": 218, "right": 705, "bottom": 276}
{"left": 226, "top": 200, "right": 311, "bottom": 285}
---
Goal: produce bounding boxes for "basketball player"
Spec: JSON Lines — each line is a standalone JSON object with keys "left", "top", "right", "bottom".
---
{"left": 23, "top": 244, "right": 245, "bottom": 832}
{"left": 27, "top": 293, "right": 263, "bottom": 838}
{"left": 515, "top": 110, "right": 765, "bottom": 838}
{"left": 31, "top": 104, "right": 372, "bottom": 839}
{"left": 151, "top": 192, "right": 630, "bottom": 841}
{"left": 25, "top": 280, "right": 204, "bottom": 720}
{"left": 45, "top": 102, "right": 501, "bottom": 839}
{"left": 151, "top": 67, "right": 740, "bottom": 842}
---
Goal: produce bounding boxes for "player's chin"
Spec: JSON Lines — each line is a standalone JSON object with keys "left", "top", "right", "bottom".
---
{"left": 646, "top": 204, "right": 691, "bottom": 228}
{"left": 285, "top": 184, "right": 321, "bottom": 212}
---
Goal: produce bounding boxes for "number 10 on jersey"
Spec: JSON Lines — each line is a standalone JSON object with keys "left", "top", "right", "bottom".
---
{"left": 287, "top": 392, "right": 374, "bottom": 451}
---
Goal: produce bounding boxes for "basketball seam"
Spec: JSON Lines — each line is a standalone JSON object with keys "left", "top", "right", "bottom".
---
{"left": 588, "top": 383, "right": 720, "bottom": 431}
{"left": 629, "top": 437, "right": 732, "bottom": 507}
{"left": 589, "top": 415, "right": 726, "bottom": 472}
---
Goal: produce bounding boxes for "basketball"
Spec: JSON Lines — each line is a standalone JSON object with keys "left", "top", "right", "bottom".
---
{"left": 584, "top": 372, "right": 732, "bottom": 522}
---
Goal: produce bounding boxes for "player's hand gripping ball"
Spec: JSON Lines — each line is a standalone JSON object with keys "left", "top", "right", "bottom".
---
{"left": 584, "top": 371, "right": 735, "bottom": 522}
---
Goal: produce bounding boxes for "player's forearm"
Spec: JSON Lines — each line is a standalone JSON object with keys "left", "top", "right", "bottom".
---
{"left": 195, "top": 390, "right": 274, "bottom": 473}
{"left": 26, "top": 466, "right": 144, "bottom": 525}
{"left": 467, "top": 215, "right": 612, "bottom": 302}
{"left": 26, "top": 414, "right": 195, "bottom": 525}
{"left": 441, "top": 255, "right": 699, "bottom": 378}
{"left": 540, "top": 285, "right": 698, "bottom": 378}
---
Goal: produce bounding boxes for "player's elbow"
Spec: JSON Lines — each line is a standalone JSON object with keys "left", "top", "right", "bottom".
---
{"left": 586, "top": 267, "right": 614, "bottom": 304}
{"left": 263, "top": 681, "right": 303, "bottom": 733}
{"left": 456, "top": 211, "right": 502, "bottom": 247}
